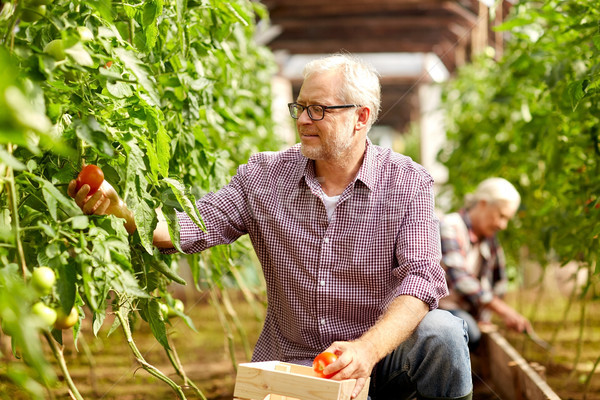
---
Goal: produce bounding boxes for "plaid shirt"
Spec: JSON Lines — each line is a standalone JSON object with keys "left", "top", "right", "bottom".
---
{"left": 438, "top": 210, "right": 507, "bottom": 320}
{"left": 171, "top": 140, "right": 447, "bottom": 364}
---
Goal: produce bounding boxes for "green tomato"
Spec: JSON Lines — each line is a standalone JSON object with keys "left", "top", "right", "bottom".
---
{"left": 1, "top": 318, "right": 16, "bottom": 337}
{"left": 167, "top": 299, "right": 184, "bottom": 317}
{"left": 32, "top": 302, "right": 57, "bottom": 328}
{"left": 54, "top": 307, "right": 79, "bottom": 330}
{"left": 43, "top": 40, "right": 66, "bottom": 61}
{"left": 159, "top": 303, "right": 169, "bottom": 320}
{"left": 20, "top": 5, "right": 46, "bottom": 22}
{"left": 31, "top": 266, "right": 56, "bottom": 295}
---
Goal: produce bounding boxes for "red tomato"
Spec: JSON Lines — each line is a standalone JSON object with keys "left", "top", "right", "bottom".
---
{"left": 76, "top": 164, "right": 104, "bottom": 195}
{"left": 313, "top": 351, "right": 338, "bottom": 379}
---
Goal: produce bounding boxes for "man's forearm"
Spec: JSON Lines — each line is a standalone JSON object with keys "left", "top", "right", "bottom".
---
{"left": 357, "top": 295, "right": 429, "bottom": 360}
{"left": 152, "top": 209, "right": 174, "bottom": 248}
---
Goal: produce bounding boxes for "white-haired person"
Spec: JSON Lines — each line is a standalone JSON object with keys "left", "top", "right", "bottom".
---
{"left": 439, "top": 177, "right": 531, "bottom": 350}
{"left": 68, "top": 53, "right": 472, "bottom": 400}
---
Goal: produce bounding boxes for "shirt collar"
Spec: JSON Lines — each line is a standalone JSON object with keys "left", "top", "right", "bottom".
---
{"left": 299, "top": 138, "right": 377, "bottom": 192}
{"left": 459, "top": 209, "right": 480, "bottom": 245}
{"left": 354, "top": 138, "right": 377, "bottom": 192}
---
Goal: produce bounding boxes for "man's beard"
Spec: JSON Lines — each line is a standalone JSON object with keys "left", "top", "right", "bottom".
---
{"left": 301, "top": 119, "right": 355, "bottom": 164}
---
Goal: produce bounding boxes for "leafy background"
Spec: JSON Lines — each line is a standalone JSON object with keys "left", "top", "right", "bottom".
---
{"left": 438, "top": 0, "right": 600, "bottom": 389}
{"left": 0, "top": 0, "right": 279, "bottom": 397}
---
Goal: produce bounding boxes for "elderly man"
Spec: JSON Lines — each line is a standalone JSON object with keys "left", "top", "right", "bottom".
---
{"left": 69, "top": 53, "right": 472, "bottom": 400}
{"left": 439, "top": 177, "right": 531, "bottom": 350}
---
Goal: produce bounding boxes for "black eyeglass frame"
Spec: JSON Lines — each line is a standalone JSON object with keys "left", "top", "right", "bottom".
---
{"left": 287, "top": 102, "right": 362, "bottom": 121}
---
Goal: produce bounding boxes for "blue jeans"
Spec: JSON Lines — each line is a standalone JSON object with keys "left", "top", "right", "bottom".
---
{"left": 446, "top": 309, "right": 481, "bottom": 351}
{"left": 369, "top": 310, "right": 473, "bottom": 400}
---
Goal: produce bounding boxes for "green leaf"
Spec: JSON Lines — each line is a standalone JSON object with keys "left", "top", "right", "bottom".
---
{"left": 593, "top": 35, "right": 600, "bottom": 51}
{"left": 149, "top": 258, "right": 186, "bottom": 285}
{"left": 567, "top": 80, "right": 586, "bottom": 111}
{"left": 106, "top": 80, "right": 133, "bottom": 98}
{"left": 27, "top": 174, "right": 82, "bottom": 220}
{"left": 145, "top": 298, "right": 170, "bottom": 349}
{"left": 162, "top": 205, "right": 182, "bottom": 252}
{"left": 114, "top": 48, "right": 161, "bottom": 106}
{"left": 56, "top": 263, "right": 77, "bottom": 314}
{"left": 0, "top": 148, "right": 26, "bottom": 170}
{"left": 70, "top": 215, "right": 89, "bottom": 230}
{"left": 162, "top": 177, "right": 205, "bottom": 232}
{"left": 65, "top": 43, "right": 94, "bottom": 67}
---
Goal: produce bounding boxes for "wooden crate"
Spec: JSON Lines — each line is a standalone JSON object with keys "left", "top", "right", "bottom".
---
{"left": 233, "top": 361, "right": 370, "bottom": 400}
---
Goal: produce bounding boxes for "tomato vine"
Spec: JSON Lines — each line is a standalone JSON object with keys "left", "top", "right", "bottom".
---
{"left": 0, "top": 0, "right": 278, "bottom": 398}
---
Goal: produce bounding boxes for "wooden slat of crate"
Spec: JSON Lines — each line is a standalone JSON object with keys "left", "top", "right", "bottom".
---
{"left": 481, "top": 326, "right": 561, "bottom": 400}
{"left": 233, "top": 361, "right": 369, "bottom": 400}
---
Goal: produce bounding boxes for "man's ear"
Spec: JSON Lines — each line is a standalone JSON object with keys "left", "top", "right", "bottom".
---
{"left": 355, "top": 107, "right": 371, "bottom": 131}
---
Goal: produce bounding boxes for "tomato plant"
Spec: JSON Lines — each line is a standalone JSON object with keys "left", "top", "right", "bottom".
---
{"left": 313, "top": 351, "right": 338, "bottom": 379}
{"left": 75, "top": 164, "right": 103, "bottom": 195}
{"left": 0, "top": 0, "right": 279, "bottom": 398}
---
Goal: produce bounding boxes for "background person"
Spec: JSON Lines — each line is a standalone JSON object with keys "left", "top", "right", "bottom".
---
{"left": 69, "top": 53, "right": 472, "bottom": 400}
{"left": 439, "top": 177, "right": 531, "bottom": 350}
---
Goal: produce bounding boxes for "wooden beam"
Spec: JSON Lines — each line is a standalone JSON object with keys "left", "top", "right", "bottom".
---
{"left": 480, "top": 326, "right": 561, "bottom": 400}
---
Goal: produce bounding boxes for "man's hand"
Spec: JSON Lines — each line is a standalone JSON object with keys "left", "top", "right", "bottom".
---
{"left": 67, "top": 179, "right": 136, "bottom": 234}
{"left": 487, "top": 296, "right": 532, "bottom": 333}
{"left": 321, "top": 339, "right": 379, "bottom": 398}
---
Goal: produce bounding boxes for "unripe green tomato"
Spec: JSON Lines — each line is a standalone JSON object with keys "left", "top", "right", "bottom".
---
{"left": 53, "top": 307, "right": 79, "bottom": 330}
{"left": 1, "top": 318, "right": 16, "bottom": 336}
{"left": 167, "top": 299, "right": 184, "bottom": 317}
{"left": 32, "top": 302, "right": 57, "bottom": 328}
{"left": 43, "top": 39, "right": 66, "bottom": 61}
{"left": 20, "top": 5, "right": 46, "bottom": 22}
{"left": 159, "top": 303, "right": 169, "bottom": 320}
{"left": 31, "top": 266, "right": 56, "bottom": 295}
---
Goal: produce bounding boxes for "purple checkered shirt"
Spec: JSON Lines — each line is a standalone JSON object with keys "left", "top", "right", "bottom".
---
{"left": 168, "top": 139, "right": 447, "bottom": 365}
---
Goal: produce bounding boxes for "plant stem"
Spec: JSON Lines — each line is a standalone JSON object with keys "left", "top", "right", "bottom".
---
{"left": 43, "top": 331, "right": 84, "bottom": 400}
{"left": 77, "top": 333, "right": 100, "bottom": 397}
{"left": 115, "top": 307, "right": 188, "bottom": 399}
{"left": 5, "top": 144, "right": 27, "bottom": 278}
{"left": 165, "top": 336, "right": 207, "bottom": 400}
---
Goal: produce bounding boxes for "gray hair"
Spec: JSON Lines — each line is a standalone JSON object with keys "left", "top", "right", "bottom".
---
{"left": 464, "top": 177, "right": 521, "bottom": 210}
{"left": 303, "top": 53, "right": 381, "bottom": 132}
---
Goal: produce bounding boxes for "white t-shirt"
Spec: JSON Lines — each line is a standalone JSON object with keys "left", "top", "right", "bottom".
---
{"left": 321, "top": 192, "right": 340, "bottom": 222}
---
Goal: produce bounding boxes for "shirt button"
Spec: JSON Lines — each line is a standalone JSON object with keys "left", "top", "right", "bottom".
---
{"left": 324, "top": 237, "right": 330, "bottom": 244}
{"left": 320, "top": 319, "right": 326, "bottom": 325}
{"left": 320, "top": 280, "right": 326, "bottom": 286}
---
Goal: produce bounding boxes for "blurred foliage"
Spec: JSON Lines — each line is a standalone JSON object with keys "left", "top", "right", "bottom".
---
{"left": 440, "top": 0, "right": 600, "bottom": 280}
{"left": 1, "top": 0, "right": 278, "bottom": 396}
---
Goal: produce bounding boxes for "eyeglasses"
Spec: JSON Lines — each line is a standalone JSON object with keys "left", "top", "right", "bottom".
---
{"left": 287, "top": 103, "right": 362, "bottom": 121}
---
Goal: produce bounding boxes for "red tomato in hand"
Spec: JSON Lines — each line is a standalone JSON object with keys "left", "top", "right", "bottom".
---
{"left": 313, "top": 351, "right": 338, "bottom": 379}
{"left": 76, "top": 164, "right": 104, "bottom": 195}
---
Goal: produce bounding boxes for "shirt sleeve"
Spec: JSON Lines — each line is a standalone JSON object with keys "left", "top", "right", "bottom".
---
{"left": 159, "top": 163, "right": 252, "bottom": 254}
{"left": 439, "top": 218, "right": 488, "bottom": 309}
{"left": 394, "top": 178, "right": 449, "bottom": 310}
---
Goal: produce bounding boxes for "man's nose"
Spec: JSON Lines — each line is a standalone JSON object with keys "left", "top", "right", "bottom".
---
{"left": 297, "top": 108, "right": 312, "bottom": 123}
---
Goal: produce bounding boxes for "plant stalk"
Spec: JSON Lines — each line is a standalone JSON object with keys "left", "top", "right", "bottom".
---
{"left": 165, "top": 336, "right": 207, "bottom": 400}
{"left": 43, "top": 331, "right": 84, "bottom": 400}
{"left": 115, "top": 308, "right": 188, "bottom": 399}
{"left": 5, "top": 144, "right": 27, "bottom": 278}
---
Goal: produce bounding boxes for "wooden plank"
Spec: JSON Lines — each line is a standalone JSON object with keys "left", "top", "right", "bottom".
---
{"left": 482, "top": 327, "right": 561, "bottom": 400}
{"left": 234, "top": 361, "right": 370, "bottom": 400}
